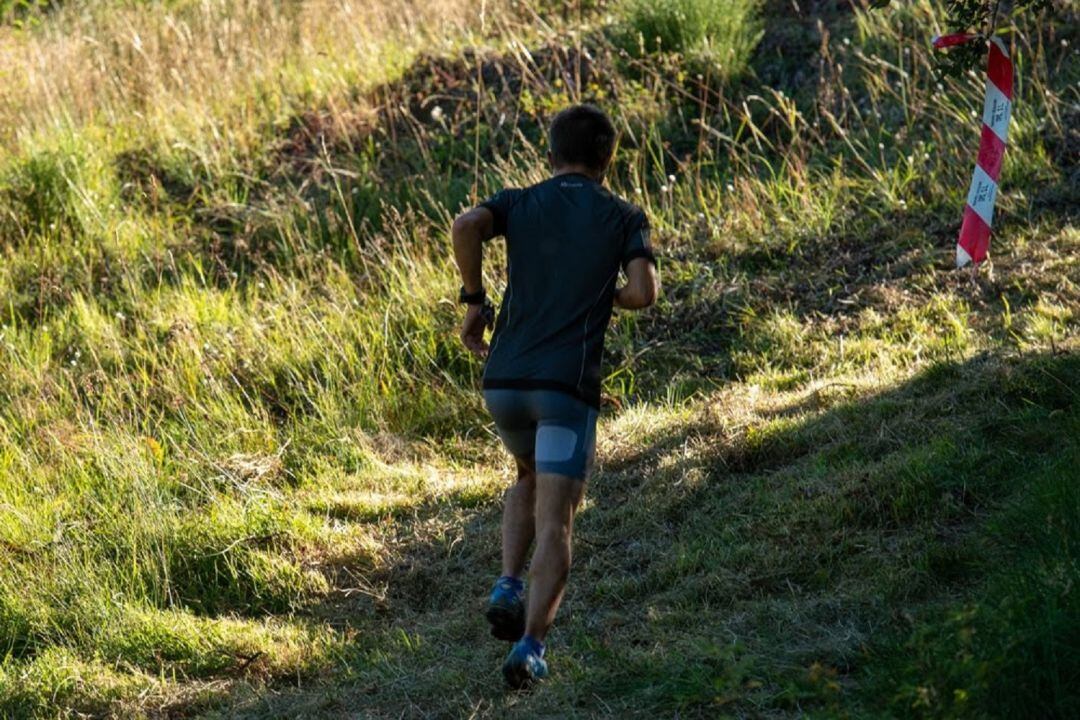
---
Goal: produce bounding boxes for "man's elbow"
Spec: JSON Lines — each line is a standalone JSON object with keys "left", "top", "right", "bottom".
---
{"left": 624, "top": 288, "right": 655, "bottom": 310}
{"left": 452, "top": 209, "right": 493, "bottom": 247}
{"left": 640, "top": 271, "right": 660, "bottom": 308}
{"left": 451, "top": 214, "right": 475, "bottom": 243}
{"left": 622, "top": 283, "right": 658, "bottom": 310}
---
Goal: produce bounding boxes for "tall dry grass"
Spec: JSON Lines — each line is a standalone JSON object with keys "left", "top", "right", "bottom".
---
{"left": 0, "top": 0, "right": 496, "bottom": 151}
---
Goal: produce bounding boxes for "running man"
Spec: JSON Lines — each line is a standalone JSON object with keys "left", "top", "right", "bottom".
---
{"left": 451, "top": 104, "right": 659, "bottom": 688}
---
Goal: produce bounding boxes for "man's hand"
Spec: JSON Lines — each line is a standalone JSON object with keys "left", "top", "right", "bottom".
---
{"left": 461, "top": 303, "right": 491, "bottom": 357}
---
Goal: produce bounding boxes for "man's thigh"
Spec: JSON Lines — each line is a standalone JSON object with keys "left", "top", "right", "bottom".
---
{"left": 515, "top": 454, "right": 536, "bottom": 480}
{"left": 533, "top": 395, "right": 597, "bottom": 480}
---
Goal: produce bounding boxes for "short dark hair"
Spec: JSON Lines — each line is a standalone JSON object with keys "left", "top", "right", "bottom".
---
{"left": 549, "top": 104, "right": 616, "bottom": 173}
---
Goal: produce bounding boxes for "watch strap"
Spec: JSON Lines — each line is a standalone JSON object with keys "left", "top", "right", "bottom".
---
{"left": 459, "top": 286, "right": 486, "bottom": 305}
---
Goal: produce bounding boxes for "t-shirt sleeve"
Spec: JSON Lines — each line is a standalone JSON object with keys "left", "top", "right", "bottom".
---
{"left": 478, "top": 188, "right": 519, "bottom": 239}
{"left": 621, "top": 209, "right": 657, "bottom": 269}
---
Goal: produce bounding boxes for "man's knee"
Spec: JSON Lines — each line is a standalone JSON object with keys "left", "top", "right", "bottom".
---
{"left": 535, "top": 520, "right": 572, "bottom": 545}
{"left": 535, "top": 473, "right": 585, "bottom": 522}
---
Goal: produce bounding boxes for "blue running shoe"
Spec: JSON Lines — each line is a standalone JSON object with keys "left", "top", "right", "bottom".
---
{"left": 502, "top": 635, "right": 548, "bottom": 689}
{"left": 485, "top": 576, "right": 525, "bottom": 641}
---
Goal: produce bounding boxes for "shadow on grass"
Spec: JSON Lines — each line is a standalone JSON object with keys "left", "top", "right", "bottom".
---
{"left": 201, "top": 348, "right": 1078, "bottom": 718}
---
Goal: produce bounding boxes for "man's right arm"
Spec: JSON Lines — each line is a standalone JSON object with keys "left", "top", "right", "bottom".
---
{"left": 452, "top": 207, "right": 495, "bottom": 294}
{"left": 614, "top": 258, "right": 659, "bottom": 310}
{"left": 452, "top": 207, "right": 496, "bottom": 356}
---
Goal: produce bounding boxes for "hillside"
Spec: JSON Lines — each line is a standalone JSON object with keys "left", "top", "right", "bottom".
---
{"left": 0, "top": 0, "right": 1077, "bottom": 717}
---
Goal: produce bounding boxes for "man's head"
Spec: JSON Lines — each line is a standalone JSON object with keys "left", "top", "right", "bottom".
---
{"left": 548, "top": 104, "right": 615, "bottom": 179}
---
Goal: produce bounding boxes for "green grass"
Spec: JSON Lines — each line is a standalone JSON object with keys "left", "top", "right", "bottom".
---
{"left": 0, "top": 0, "right": 1078, "bottom": 716}
{"left": 616, "top": 0, "right": 762, "bottom": 72}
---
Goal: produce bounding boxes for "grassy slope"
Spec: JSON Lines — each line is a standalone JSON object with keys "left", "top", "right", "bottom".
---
{"left": 0, "top": 0, "right": 1078, "bottom": 717}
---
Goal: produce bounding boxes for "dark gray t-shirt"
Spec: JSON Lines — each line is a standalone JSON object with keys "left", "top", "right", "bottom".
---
{"left": 479, "top": 173, "right": 655, "bottom": 408}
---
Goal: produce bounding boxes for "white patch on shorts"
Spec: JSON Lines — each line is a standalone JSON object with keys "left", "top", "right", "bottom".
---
{"left": 536, "top": 426, "right": 578, "bottom": 463}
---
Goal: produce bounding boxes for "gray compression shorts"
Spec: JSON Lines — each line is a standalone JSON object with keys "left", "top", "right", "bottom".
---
{"left": 483, "top": 389, "right": 598, "bottom": 479}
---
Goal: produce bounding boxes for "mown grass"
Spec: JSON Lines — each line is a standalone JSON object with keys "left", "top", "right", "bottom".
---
{"left": 0, "top": 0, "right": 1077, "bottom": 716}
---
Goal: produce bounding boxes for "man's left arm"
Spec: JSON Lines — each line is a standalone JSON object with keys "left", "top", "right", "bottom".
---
{"left": 452, "top": 207, "right": 496, "bottom": 357}
{"left": 614, "top": 210, "right": 659, "bottom": 310}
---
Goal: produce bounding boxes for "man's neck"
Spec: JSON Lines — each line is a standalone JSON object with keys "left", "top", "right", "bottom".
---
{"left": 552, "top": 165, "right": 601, "bottom": 181}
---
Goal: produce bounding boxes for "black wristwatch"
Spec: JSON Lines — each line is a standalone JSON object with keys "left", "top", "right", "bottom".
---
{"left": 459, "top": 286, "right": 486, "bottom": 305}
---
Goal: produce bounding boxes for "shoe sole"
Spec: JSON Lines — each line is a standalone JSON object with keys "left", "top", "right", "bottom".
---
{"left": 502, "top": 658, "right": 534, "bottom": 690}
{"left": 485, "top": 604, "right": 525, "bottom": 642}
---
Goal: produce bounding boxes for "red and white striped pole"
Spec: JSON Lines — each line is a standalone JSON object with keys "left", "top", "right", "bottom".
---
{"left": 932, "top": 33, "right": 1014, "bottom": 268}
